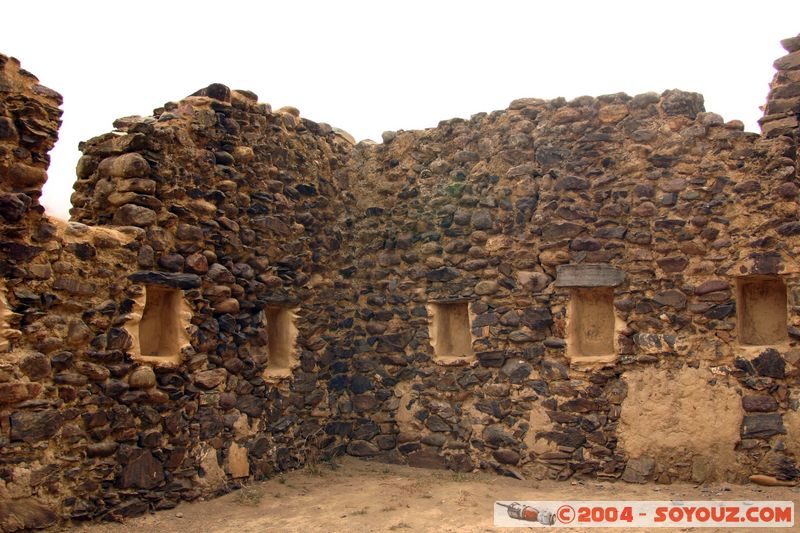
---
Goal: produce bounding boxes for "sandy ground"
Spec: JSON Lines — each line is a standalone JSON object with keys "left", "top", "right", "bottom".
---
{"left": 66, "top": 457, "right": 799, "bottom": 533}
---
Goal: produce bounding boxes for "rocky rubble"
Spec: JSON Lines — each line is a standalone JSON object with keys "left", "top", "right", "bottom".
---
{"left": 1, "top": 32, "right": 800, "bottom": 530}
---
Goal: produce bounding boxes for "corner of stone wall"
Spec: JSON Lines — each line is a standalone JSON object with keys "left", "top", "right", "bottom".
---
{"left": 760, "top": 34, "right": 800, "bottom": 178}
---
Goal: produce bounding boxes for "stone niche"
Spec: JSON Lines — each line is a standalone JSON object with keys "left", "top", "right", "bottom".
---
{"left": 567, "top": 287, "right": 616, "bottom": 361}
{"left": 125, "top": 285, "right": 191, "bottom": 365}
{"left": 263, "top": 307, "right": 299, "bottom": 377}
{"left": 427, "top": 301, "right": 474, "bottom": 360}
{"left": 736, "top": 276, "right": 788, "bottom": 346}
{"left": 556, "top": 264, "right": 624, "bottom": 363}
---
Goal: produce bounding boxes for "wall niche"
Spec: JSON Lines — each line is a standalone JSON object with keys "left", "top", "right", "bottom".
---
{"left": 263, "top": 307, "right": 299, "bottom": 376}
{"left": 737, "top": 276, "right": 788, "bottom": 346}
{"left": 427, "top": 301, "right": 474, "bottom": 360}
{"left": 127, "top": 284, "right": 189, "bottom": 365}
{"left": 555, "top": 264, "right": 625, "bottom": 364}
{"left": 567, "top": 287, "right": 616, "bottom": 361}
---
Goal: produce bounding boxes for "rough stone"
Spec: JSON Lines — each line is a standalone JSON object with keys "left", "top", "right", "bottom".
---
{"left": 622, "top": 456, "right": 656, "bottom": 483}
{"left": 120, "top": 449, "right": 164, "bottom": 489}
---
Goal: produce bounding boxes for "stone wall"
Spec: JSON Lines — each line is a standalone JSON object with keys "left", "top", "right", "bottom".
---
{"left": 0, "top": 60, "right": 357, "bottom": 529}
{"left": 340, "top": 84, "right": 800, "bottom": 483}
{"left": 2, "top": 32, "right": 800, "bottom": 530}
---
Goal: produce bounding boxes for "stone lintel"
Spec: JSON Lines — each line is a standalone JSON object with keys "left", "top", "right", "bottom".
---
{"left": 554, "top": 264, "right": 625, "bottom": 288}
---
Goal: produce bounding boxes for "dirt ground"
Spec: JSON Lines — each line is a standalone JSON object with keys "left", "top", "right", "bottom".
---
{"left": 67, "top": 457, "right": 798, "bottom": 533}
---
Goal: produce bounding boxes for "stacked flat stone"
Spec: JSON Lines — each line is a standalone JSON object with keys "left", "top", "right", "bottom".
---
{"left": 760, "top": 33, "right": 800, "bottom": 137}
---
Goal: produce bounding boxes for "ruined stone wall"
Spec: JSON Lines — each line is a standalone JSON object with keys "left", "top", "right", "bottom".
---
{"left": 340, "top": 86, "right": 800, "bottom": 483}
{"left": 2, "top": 32, "right": 800, "bottom": 531}
{"left": 1, "top": 58, "right": 359, "bottom": 529}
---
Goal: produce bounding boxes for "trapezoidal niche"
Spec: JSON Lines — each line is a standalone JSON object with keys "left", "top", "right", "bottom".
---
{"left": 736, "top": 276, "right": 788, "bottom": 346}
{"left": 263, "top": 307, "right": 299, "bottom": 377}
{"left": 427, "top": 301, "right": 474, "bottom": 360}
{"left": 566, "top": 287, "right": 616, "bottom": 363}
{"left": 126, "top": 285, "right": 190, "bottom": 365}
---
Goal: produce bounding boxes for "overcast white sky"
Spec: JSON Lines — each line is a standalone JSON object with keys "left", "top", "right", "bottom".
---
{"left": 2, "top": 1, "right": 798, "bottom": 220}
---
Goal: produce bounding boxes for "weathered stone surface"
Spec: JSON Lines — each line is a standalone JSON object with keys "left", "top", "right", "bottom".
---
{"left": 119, "top": 449, "right": 164, "bottom": 489}
{"left": 483, "top": 425, "right": 515, "bottom": 447}
{"left": 555, "top": 264, "right": 625, "bottom": 287}
{"left": 87, "top": 441, "right": 119, "bottom": 457}
{"left": 407, "top": 449, "right": 447, "bottom": 469}
{"left": 695, "top": 280, "right": 729, "bottom": 295}
{"left": 112, "top": 204, "right": 157, "bottom": 226}
{"left": 0, "top": 382, "right": 42, "bottom": 404}
{"left": 656, "top": 256, "right": 688, "bottom": 272}
{"left": 10, "top": 410, "right": 63, "bottom": 442}
{"left": 474, "top": 280, "right": 499, "bottom": 295}
{"left": 742, "top": 395, "right": 778, "bottom": 413}
{"left": 20, "top": 352, "right": 51, "bottom": 380}
{"left": 741, "top": 414, "right": 785, "bottom": 438}
{"left": 0, "top": 499, "right": 57, "bottom": 531}
{"left": 622, "top": 456, "right": 655, "bottom": 483}
{"left": 128, "top": 366, "right": 156, "bottom": 389}
{"left": 492, "top": 449, "right": 520, "bottom": 465}
{"left": 128, "top": 271, "right": 201, "bottom": 289}
{"left": 752, "top": 349, "right": 785, "bottom": 378}
{"left": 110, "top": 153, "right": 150, "bottom": 178}
{"left": 346, "top": 440, "right": 380, "bottom": 457}
{"left": 653, "top": 289, "right": 686, "bottom": 309}
{"left": 194, "top": 368, "right": 227, "bottom": 389}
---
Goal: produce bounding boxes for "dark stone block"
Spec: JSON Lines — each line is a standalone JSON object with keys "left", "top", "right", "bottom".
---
{"left": 328, "top": 374, "right": 349, "bottom": 392}
{"left": 493, "top": 449, "right": 520, "bottom": 465}
{"left": 425, "top": 267, "right": 459, "bottom": 282}
{"left": 425, "top": 415, "right": 451, "bottom": 432}
{"left": 483, "top": 424, "right": 516, "bottom": 447}
{"left": 501, "top": 359, "right": 532, "bottom": 383}
{"left": 694, "top": 279, "right": 729, "bottom": 295}
{"left": 407, "top": 449, "right": 447, "bottom": 469}
{"left": 350, "top": 374, "right": 373, "bottom": 394}
{"left": 128, "top": 271, "right": 201, "bottom": 289}
{"left": 87, "top": 441, "right": 119, "bottom": 457}
{"left": 10, "top": 410, "right": 63, "bottom": 442}
{"left": 654, "top": 290, "right": 686, "bottom": 309}
{"left": 119, "top": 449, "right": 164, "bottom": 489}
{"left": 742, "top": 395, "right": 779, "bottom": 413}
{"left": 472, "top": 312, "right": 499, "bottom": 327}
{"left": 560, "top": 398, "right": 601, "bottom": 413}
{"left": 346, "top": 440, "right": 380, "bottom": 457}
{"left": 0, "top": 192, "right": 31, "bottom": 222}
{"left": 0, "top": 241, "right": 42, "bottom": 262}
{"left": 537, "top": 429, "right": 586, "bottom": 448}
{"left": 554, "top": 175, "right": 589, "bottom": 191}
{"left": 753, "top": 349, "right": 786, "bottom": 379}
{"left": 542, "top": 222, "right": 583, "bottom": 241}
{"left": 375, "top": 331, "right": 414, "bottom": 353}
{"left": 741, "top": 414, "right": 785, "bottom": 438}
{"left": 447, "top": 453, "right": 475, "bottom": 473}
{"left": 476, "top": 350, "right": 505, "bottom": 368}
{"left": 704, "top": 303, "right": 735, "bottom": 320}
{"left": 520, "top": 307, "right": 553, "bottom": 329}
{"left": 236, "top": 395, "right": 263, "bottom": 417}
{"left": 656, "top": 256, "right": 688, "bottom": 273}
